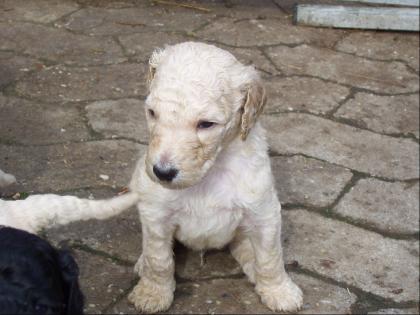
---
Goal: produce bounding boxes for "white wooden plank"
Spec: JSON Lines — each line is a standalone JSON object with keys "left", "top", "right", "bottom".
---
{"left": 295, "top": 5, "right": 420, "bottom": 31}
{"left": 336, "top": 0, "right": 419, "bottom": 7}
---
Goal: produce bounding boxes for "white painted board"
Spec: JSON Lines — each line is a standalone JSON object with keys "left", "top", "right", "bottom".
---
{"left": 295, "top": 5, "right": 420, "bottom": 31}
{"left": 337, "top": 0, "right": 419, "bottom": 7}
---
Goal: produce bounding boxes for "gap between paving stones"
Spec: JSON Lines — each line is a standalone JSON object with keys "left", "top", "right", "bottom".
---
{"left": 101, "top": 277, "right": 139, "bottom": 313}
{"left": 70, "top": 241, "right": 134, "bottom": 267}
{"left": 271, "top": 0, "right": 289, "bottom": 15}
{"left": 264, "top": 113, "right": 419, "bottom": 180}
{"left": 269, "top": 151, "right": 419, "bottom": 183}
{"left": 52, "top": 4, "right": 218, "bottom": 38}
{"left": 112, "top": 35, "right": 131, "bottom": 59}
{"left": 192, "top": 33, "right": 417, "bottom": 76}
{"left": 49, "top": 7, "right": 83, "bottom": 26}
{"left": 264, "top": 45, "right": 418, "bottom": 94}
{"left": 278, "top": 165, "right": 419, "bottom": 240}
{"left": 330, "top": 46, "right": 419, "bottom": 76}
{"left": 283, "top": 205, "right": 419, "bottom": 241}
{"left": 191, "top": 15, "right": 223, "bottom": 34}
{"left": 8, "top": 77, "right": 149, "bottom": 105}
{"left": 263, "top": 71, "right": 420, "bottom": 97}
{"left": 0, "top": 136, "right": 145, "bottom": 148}
{"left": 257, "top": 46, "right": 283, "bottom": 75}
{"left": 325, "top": 86, "right": 358, "bottom": 116}
{"left": 265, "top": 106, "right": 419, "bottom": 142}
{"left": 292, "top": 266, "right": 419, "bottom": 314}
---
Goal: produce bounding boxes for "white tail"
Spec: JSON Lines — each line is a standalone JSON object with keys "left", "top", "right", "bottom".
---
{"left": 0, "top": 192, "right": 140, "bottom": 233}
{"left": 0, "top": 169, "right": 16, "bottom": 188}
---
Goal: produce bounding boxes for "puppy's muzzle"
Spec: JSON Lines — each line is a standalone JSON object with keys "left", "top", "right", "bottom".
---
{"left": 153, "top": 165, "right": 178, "bottom": 182}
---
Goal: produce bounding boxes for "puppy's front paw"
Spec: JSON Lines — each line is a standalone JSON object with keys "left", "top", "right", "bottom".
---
{"left": 256, "top": 277, "right": 303, "bottom": 312}
{"left": 128, "top": 279, "right": 174, "bottom": 313}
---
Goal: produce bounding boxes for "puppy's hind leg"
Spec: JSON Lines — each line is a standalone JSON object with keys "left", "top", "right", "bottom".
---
{"left": 230, "top": 230, "right": 256, "bottom": 284}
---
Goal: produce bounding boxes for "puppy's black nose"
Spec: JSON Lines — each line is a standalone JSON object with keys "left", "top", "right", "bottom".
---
{"left": 153, "top": 165, "right": 178, "bottom": 182}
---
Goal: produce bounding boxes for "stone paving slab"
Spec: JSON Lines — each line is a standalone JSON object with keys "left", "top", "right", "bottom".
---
{"left": 72, "top": 0, "right": 138, "bottom": 9}
{"left": 0, "top": 52, "right": 39, "bottom": 89}
{"left": 0, "top": 140, "right": 145, "bottom": 193}
{"left": 86, "top": 98, "right": 149, "bottom": 143}
{"left": 0, "top": 94, "right": 90, "bottom": 145}
{"left": 0, "top": 0, "right": 79, "bottom": 24}
{"left": 201, "top": 0, "right": 285, "bottom": 19}
{"left": 0, "top": 21, "right": 126, "bottom": 66}
{"left": 196, "top": 16, "right": 344, "bottom": 48}
{"left": 264, "top": 76, "right": 350, "bottom": 114}
{"left": 15, "top": 63, "right": 147, "bottom": 102}
{"left": 73, "top": 249, "right": 136, "bottom": 314}
{"left": 334, "top": 178, "right": 419, "bottom": 235}
{"left": 336, "top": 31, "right": 420, "bottom": 73}
{"left": 272, "top": 155, "right": 353, "bottom": 208}
{"left": 265, "top": 44, "right": 419, "bottom": 93}
{"left": 334, "top": 92, "right": 419, "bottom": 139}
{"left": 283, "top": 209, "right": 419, "bottom": 302}
{"left": 118, "top": 30, "right": 190, "bottom": 63}
{"left": 262, "top": 113, "right": 419, "bottom": 180}
{"left": 226, "top": 46, "right": 279, "bottom": 75}
{"left": 57, "top": 5, "right": 215, "bottom": 35}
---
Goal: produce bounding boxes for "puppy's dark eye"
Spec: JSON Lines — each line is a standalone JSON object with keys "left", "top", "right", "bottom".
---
{"left": 148, "top": 109, "right": 156, "bottom": 118}
{"left": 197, "top": 121, "right": 215, "bottom": 129}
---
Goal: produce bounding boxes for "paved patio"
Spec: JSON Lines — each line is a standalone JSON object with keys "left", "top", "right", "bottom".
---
{"left": 0, "top": 0, "right": 419, "bottom": 313}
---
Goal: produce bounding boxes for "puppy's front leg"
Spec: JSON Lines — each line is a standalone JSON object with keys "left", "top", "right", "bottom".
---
{"left": 128, "top": 214, "right": 175, "bottom": 313}
{"left": 248, "top": 194, "right": 303, "bottom": 312}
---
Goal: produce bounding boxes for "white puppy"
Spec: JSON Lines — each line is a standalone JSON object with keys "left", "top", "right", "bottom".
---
{"left": 128, "top": 42, "right": 303, "bottom": 313}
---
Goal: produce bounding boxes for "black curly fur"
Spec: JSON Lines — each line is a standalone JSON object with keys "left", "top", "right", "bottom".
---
{"left": 0, "top": 227, "right": 84, "bottom": 314}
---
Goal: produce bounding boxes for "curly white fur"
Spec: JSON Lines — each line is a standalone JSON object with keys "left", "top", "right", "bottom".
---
{"left": 0, "top": 189, "right": 139, "bottom": 233}
{"left": 0, "top": 169, "right": 16, "bottom": 188}
{"left": 128, "top": 42, "right": 303, "bottom": 313}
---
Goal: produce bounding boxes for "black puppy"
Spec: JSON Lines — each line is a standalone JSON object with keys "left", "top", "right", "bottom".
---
{"left": 0, "top": 227, "right": 84, "bottom": 314}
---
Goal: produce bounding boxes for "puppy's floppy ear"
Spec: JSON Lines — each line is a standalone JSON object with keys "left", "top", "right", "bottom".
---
{"left": 240, "top": 82, "right": 267, "bottom": 140}
{"left": 57, "top": 250, "right": 84, "bottom": 315}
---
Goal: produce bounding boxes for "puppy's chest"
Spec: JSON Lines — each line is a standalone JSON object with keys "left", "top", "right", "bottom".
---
{"left": 172, "top": 188, "right": 243, "bottom": 251}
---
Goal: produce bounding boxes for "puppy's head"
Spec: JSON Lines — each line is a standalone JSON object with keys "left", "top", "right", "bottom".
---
{"left": 144, "top": 42, "right": 266, "bottom": 189}
{"left": 0, "top": 227, "right": 84, "bottom": 315}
